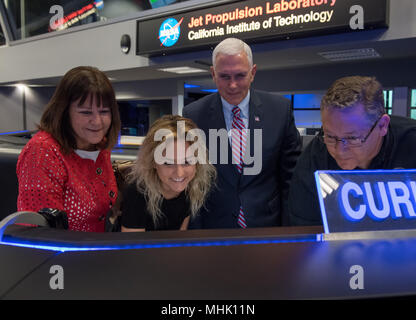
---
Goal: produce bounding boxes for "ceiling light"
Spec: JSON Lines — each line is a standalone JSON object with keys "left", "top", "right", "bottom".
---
{"left": 318, "top": 48, "right": 381, "bottom": 62}
{"left": 15, "top": 84, "right": 29, "bottom": 91}
{"left": 158, "top": 67, "right": 208, "bottom": 74}
{"left": 119, "top": 135, "right": 145, "bottom": 146}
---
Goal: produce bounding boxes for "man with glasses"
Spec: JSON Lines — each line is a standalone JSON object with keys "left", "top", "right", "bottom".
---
{"left": 288, "top": 76, "right": 416, "bottom": 226}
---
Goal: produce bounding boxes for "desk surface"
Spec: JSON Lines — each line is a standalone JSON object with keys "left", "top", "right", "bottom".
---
{"left": 1, "top": 225, "right": 416, "bottom": 299}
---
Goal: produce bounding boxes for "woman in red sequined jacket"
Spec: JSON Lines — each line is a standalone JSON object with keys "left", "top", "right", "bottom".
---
{"left": 16, "top": 66, "right": 121, "bottom": 232}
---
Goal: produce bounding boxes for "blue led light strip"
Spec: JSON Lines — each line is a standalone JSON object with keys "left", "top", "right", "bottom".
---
{"left": 0, "top": 235, "right": 320, "bottom": 252}
{"left": 0, "top": 130, "right": 30, "bottom": 136}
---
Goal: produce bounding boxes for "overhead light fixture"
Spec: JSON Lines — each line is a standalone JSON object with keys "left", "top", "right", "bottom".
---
{"left": 318, "top": 48, "right": 381, "bottom": 62}
{"left": 158, "top": 67, "right": 208, "bottom": 74}
{"left": 119, "top": 135, "right": 145, "bottom": 146}
{"left": 15, "top": 84, "right": 29, "bottom": 91}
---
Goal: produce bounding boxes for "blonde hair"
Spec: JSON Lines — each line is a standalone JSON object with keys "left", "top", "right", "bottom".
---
{"left": 128, "top": 115, "right": 216, "bottom": 227}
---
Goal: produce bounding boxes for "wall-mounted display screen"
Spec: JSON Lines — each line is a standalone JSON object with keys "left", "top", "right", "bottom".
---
{"left": 137, "top": 0, "right": 389, "bottom": 56}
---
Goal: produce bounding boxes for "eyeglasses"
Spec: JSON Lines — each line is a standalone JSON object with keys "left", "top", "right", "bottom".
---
{"left": 319, "top": 116, "right": 382, "bottom": 148}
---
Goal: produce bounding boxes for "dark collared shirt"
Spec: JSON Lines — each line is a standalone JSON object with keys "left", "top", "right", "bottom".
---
{"left": 288, "top": 115, "right": 416, "bottom": 226}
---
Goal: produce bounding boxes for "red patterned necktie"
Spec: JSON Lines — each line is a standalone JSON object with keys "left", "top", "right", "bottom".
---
{"left": 231, "top": 106, "right": 247, "bottom": 228}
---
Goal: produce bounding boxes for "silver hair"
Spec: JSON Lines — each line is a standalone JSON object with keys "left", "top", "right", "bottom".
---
{"left": 212, "top": 38, "right": 253, "bottom": 69}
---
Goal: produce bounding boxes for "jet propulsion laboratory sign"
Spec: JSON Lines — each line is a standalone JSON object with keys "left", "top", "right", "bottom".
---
{"left": 137, "top": 0, "right": 388, "bottom": 55}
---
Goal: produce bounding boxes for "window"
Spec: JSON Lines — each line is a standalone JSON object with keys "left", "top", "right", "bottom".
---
{"left": 288, "top": 90, "right": 394, "bottom": 132}
{"left": 410, "top": 89, "right": 416, "bottom": 120}
{"left": 118, "top": 99, "right": 172, "bottom": 137}
{"left": 1, "top": 0, "right": 192, "bottom": 40}
{"left": 284, "top": 93, "right": 323, "bottom": 131}
{"left": 383, "top": 90, "right": 393, "bottom": 115}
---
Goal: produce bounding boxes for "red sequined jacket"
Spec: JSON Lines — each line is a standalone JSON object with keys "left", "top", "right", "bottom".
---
{"left": 17, "top": 131, "right": 118, "bottom": 232}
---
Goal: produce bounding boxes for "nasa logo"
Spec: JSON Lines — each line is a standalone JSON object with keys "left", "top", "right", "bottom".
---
{"left": 94, "top": 1, "right": 104, "bottom": 10}
{"left": 159, "top": 17, "right": 183, "bottom": 47}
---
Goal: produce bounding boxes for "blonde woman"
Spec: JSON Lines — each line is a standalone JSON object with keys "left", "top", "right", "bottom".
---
{"left": 121, "top": 115, "right": 216, "bottom": 231}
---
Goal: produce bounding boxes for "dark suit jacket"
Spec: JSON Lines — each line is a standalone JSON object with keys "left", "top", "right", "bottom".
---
{"left": 183, "top": 89, "right": 301, "bottom": 228}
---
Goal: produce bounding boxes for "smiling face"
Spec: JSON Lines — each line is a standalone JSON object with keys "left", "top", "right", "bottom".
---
{"left": 69, "top": 94, "right": 112, "bottom": 151}
{"left": 321, "top": 103, "right": 390, "bottom": 170}
{"left": 155, "top": 141, "right": 196, "bottom": 199}
{"left": 211, "top": 51, "right": 256, "bottom": 106}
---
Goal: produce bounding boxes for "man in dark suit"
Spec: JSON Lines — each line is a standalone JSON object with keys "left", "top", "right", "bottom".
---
{"left": 183, "top": 37, "right": 301, "bottom": 229}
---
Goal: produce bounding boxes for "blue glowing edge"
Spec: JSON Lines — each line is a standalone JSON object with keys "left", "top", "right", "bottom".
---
{"left": 0, "top": 235, "right": 321, "bottom": 252}
{"left": 316, "top": 169, "right": 416, "bottom": 174}
{"left": 0, "top": 130, "right": 30, "bottom": 136}
{"left": 184, "top": 84, "right": 201, "bottom": 89}
{"left": 315, "top": 170, "right": 330, "bottom": 234}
